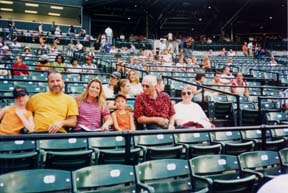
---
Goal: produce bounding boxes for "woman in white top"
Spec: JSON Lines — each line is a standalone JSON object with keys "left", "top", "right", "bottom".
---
{"left": 128, "top": 70, "right": 143, "bottom": 97}
{"left": 174, "top": 85, "right": 213, "bottom": 128}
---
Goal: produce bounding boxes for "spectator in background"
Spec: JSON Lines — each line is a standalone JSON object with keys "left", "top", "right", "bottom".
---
{"left": 219, "top": 48, "right": 227, "bottom": 56}
{"left": 1, "top": 44, "right": 12, "bottom": 60}
{"left": 105, "top": 26, "right": 113, "bottom": 46}
{"left": 38, "top": 23, "right": 43, "bottom": 34}
{"left": 76, "top": 40, "right": 83, "bottom": 51}
{"left": 27, "top": 71, "right": 79, "bottom": 133}
{"left": 192, "top": 73, "right": 206, "bottom": 96}
{"left": 21, "top": 47, "right": 33, "bottom": 60}
{"left": 103, "top": 71, "right": 121, "bottom": 98}
{"left": 54, "top": 26, "right": 61, "bottom": 37}
{"left": 242, "top": 41, "right": 248, "bottom": 56}
{"left": 35, "top": 54, "right": 52, "bottom": 71}
{"left": 226, "top": 57, "right": 233, "bottom": 66}
{"left": 128, "top": 70, "right": 143, "bottom": 97}
{"left": 74, "top": 78, "right": 112, "bottom": 132}
{"left": 67, "top": 25, "right": 76, "bottom": 37}
{"left": 174, "top": 86, "right": 214, "bottom": 128}
{"left": 269, "top": 56, "right": 278, "bottom": 66}
{"left": 231, "top": 72, "right": 249, "bottom": 96}
{"left": 10, "top": 38, "right": 22, "bottom": 49}
{"left": 6, "top": 20, "right": 14, "bottom": 40}
{"left": 67, "top": 58, "right": 82, "bottom": 73}
{"left": 202, "top": 55, "right": 211, "bottom": 70}
{"left": 83, "top": 55, "right": 97, "bottom": 74}
{"left": 11, "top": 56, "right": 29, "bottom": 76}
{"left": 52, "top": 54, "right": 66, "bottom": 72}
{"left": 156, "top": 77, "right": 165, "bottom": 93}
{"left": 0, "top": 87, "right": 34, "bottom": 134}
{"left": 50, "top": 21, "right": 56, "bottom": 35}
{"left": 227, "top": 49, "right": 236, "bottom": 56}
{"left": 111, "top": 94, "right": 135, "bottom": 131}
{"left": 79, "top": 27, "right": 86, "bottom": 38}
{"left": 134, "top": 75, "right": 175, "bottom": 130}
{"left": 53, "top": 37, "right": 60, "bottom": 50}
{"left": 206, "top": 71, "right": 225, "bottom": 96}
{"left": 113, "top": 79, "right": 133, "bottom": 98}
{"left": 220, "top": 66, "right": 234, "bottom": 85}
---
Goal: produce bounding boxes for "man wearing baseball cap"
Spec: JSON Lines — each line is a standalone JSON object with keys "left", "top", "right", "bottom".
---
{"left": 35, "top": 54, "right": 52, "bottom": 71}
{"left": 0, "top": 86, "right": 34, "bottom": 134}
{"left": 102, "top": 71, "right": 121, "bottom": 98}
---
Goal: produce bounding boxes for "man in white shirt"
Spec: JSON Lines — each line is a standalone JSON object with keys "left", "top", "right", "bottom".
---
{"left": 105, "top": 27, "right": 113, "bottom": 46}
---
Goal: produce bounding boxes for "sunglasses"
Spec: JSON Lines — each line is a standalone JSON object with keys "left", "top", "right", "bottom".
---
{"left": 142, "top": 84, "right": 150, "bottom": 88}
{"left": 182, "top": 91, "right": 192, "bottom": 96}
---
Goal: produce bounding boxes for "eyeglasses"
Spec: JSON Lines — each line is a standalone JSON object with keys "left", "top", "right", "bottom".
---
{"left": 142, "top": 84, "right": 150, "bottom": 88}
{"left": 182, "top": 91, "right": 192, "bottom": 96}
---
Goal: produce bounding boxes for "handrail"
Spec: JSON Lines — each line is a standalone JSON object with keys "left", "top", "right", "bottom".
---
{"left": 0, "top": 124, "right": 287, "bottom": 164}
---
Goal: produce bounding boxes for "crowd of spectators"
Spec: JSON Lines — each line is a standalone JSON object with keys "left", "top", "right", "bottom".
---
{"left": 0, "top": 20, "right": 286, "bottom": 134}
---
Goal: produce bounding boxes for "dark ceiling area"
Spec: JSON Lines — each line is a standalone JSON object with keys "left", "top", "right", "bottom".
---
{"left": 82, "top": 0, "right": 287, "bottom": 39}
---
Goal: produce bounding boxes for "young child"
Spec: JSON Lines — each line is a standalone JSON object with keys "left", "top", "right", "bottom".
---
{"left": 111, "top": 94, "right": 135, "bottom": 131}
{"left": 0, "top": 86, "right": 34, "bottom": 134}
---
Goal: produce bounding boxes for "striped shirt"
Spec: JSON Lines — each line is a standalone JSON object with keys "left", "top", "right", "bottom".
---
{"left": 75, "top": 100, "right": 110, "bottom": 131}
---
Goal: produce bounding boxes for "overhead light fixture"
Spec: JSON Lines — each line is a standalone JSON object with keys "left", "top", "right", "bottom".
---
{"left": 48, "top": 12, "right": 61, "bottom": 16}
{"left": 0, "top": 8, "right": 13, "bottom": 11}
{"left": 0, "top": 1, "right": 13, "bottom": 4}
{"left": 25, "top": 3, "right": 39, "bottom": 7}
{"left": 50, "top": 5, "right": 64, "bottom": 10}
{"left": 25, "top": 10, "right": 38, "bottom": 14}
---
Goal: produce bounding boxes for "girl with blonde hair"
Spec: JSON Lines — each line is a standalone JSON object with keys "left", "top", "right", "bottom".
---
{"left": 128, "top": 70, "right": 143, "bottom": 97}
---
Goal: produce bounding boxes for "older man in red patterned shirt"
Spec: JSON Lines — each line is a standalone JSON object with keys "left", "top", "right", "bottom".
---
{"left": 134, "top": 75, "right": 175, "bottom": 130}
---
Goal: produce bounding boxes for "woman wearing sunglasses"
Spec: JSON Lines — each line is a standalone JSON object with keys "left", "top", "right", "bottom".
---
{"left": 174, "top": 85, "right": 214, "bottom": 128}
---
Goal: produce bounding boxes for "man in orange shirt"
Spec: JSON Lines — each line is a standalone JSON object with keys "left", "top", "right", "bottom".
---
{"left": 242, "top": 41, "right": 248, "bottom": 57}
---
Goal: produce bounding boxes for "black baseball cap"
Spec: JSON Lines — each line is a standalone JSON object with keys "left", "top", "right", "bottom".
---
{"left": 13, "top": 87, "right": 29, "bottom": 98}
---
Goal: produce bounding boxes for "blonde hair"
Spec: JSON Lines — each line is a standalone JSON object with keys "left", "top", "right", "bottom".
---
{"left": 128, "top": 70, "right": 140, "bottom": 84}
{"left": 75, "top": 78, "right": 106, "bottom": 112}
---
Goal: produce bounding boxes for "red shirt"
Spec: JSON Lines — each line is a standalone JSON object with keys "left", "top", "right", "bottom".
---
{"left": 11, "top": 63, "right": 29, "bottom": 76}
{"left": 134, "top": 92, "right": 175, "bottom": 119}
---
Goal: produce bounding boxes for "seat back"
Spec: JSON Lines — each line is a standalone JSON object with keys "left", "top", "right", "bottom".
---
{"left": 210, "top": 130, "right": 242, "bottom": 142}
{"left": 73, "top": 164, "right": 137, "bottom": 193}
{"left": 136, "top": 159, "right": 195, "bottom": 193}
{"left": 190, "top": 154, "right": 240, "bottom": 175}
{"left": 0, "top": 140, "right": 36, "bottom": 152}
{"left": 279, "top": 148, "right": 288, "bottom": 166}
{"left": 270, "top": 128, "right": 288, "bottom": 139}
{"left": 0, "top": 169, "right": 72, "bottom": 193}
{"left": 38, "top": 138, "right": 92, "bottom": 170}
{"left": 38, "top": 138, "right": 89, "bottom": 151}
{"left": 239, "top": 151, "right": 280, "bottom": 169}
{"left": 174, "top": 132, "right": 211, "bottom": 144}
{"left": 89, "top": 136, "right": 140, "bottom": 165}
{"left": 266, "top": 112, "right": 287, "bottom": 125}
{"left": 89, "top": 136, "right": 128, "bottom": 149}
{"left": 0, "top": 140, "right": 38, "bottom": 174}
{"left": 135, "top": 134, "right": 176, "bottom": 147}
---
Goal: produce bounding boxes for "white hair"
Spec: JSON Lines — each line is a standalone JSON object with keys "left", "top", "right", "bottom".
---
{"left": 142, "top": 75, "right": 157, "bottom": 86}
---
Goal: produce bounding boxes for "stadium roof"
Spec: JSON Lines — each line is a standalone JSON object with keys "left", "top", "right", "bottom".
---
{"left": 82, "top": 0, "right": 287, "bottom": 38}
